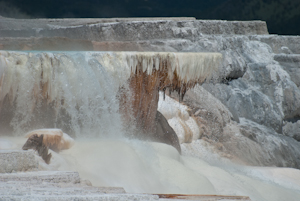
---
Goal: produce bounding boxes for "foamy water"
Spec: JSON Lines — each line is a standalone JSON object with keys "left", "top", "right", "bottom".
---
{"left": 1, "top": 50, "right": 300, "bottom": 200}
{"left": 2, "top": 132, "right": 300, "bottom": 201}
{"left": 30, "top": 136, "right": 300, "bottom": 201}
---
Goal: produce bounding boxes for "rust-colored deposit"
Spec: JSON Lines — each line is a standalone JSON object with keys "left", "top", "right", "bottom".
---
{"left": 155, "top": 194, "right": 251, "bottom": 200}
{"left": 0, "top": 51, "right": 221, "bottom": 135}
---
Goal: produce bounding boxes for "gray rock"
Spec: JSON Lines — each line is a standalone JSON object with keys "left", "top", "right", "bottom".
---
{"left": 0, "top": 37, "right": 94, "bottom": 51}
{"left": 250, "top": 35, "right": 300, "bottom": 54}
{"left": 2, "top": 17, "right": 300, "bottom": 171}
{"left": 183, "top": 85, "right": 238, "bottom": 140}
{"left": 203, "top": 49, "right": 300, "bottom": 134}
{"left": 221, "top": 118, "right": 300, "bottom": 168}
{"left": 274, "top": 54, "right": 300, "bottom": 87}
{"left": 242, "top": 62, "right": 300, "bottom": 120}
{"left": 0, "top": 18, "right": 268, "bottom": 40}
{"left": 22, "top": 134, "right": 52, "bottom": 164}
{"left": 180, "top": 83, "right": 300, "bottom": 168}
{"left": 0, "top": 194, "right": 159, "bottom": 201}
{"left": 283, "top": 121, "right": 300, "bottom": 141}
{"left": 0, "top": 171, "right": 157, "bottom": 201}
{"left": 203, "top": 79, "right": 283, "bottom": 133}
{"left": 0, "top": 150, "right": 38, "bottom": 173}
{"left": 0, "top": 171, "right": 81, "bottom": 184}
{"left": 151, "top": 111, "right": 181, "bottom": 154}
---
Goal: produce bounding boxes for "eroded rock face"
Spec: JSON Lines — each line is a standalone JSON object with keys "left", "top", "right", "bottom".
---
{"left": 151, "top": 111, "right": 181, "bottom": 154}
{"left": 2, "top": 17, "right": 300, "bottom": 169}
{"left": 125, "top": 70, "right": 160, "bottom": 134}
{"left": 155, "top": 82, "right": 300, "bottom": 168}
{"left": 0, "top": 150, "right": 38, "bottom": 173}
{"left": 174, "top": 86, "right": 300, "bottom": 168}
{"left": 274, "top": 54, "right": 300, "bottom": 87}
{"left": 2, "top": 18, "right": 298, "bottom": 138}
{"left": 230, "top": 118, "right": 300, "bottom": 168}
{"left": 183, "top": 85, "right": 237, "bottom": 139}
{"left": 283, "top": 121, "right": 300, "bottom": 141}
{"left": 22, "top": 134, "right": 52, "bottom": 164}
{"left": 201, "top": 38, "right": 300, "bottom": 134}
{"left": 0, "top": 37, "right": 94, "bottom": 51}
{"left": 0, "top": 18, "right": 268, "bottom": 40}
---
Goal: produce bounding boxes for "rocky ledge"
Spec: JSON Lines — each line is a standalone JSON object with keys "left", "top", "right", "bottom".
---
{"left": 1, "top": 17, "right": 300, "bottom": 169}
{"left": 0, "top": 151, "right": 251, "bottom": 201}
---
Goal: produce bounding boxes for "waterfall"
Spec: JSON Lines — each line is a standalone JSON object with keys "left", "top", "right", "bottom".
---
{"left": 0, "top": 50, "right": 221, "bottom": 136}
{"left": 1, "top": 50, "right": 299, "bottom": 201}
{"left": 0, "top": 51, "right": 124, "bottom": 136}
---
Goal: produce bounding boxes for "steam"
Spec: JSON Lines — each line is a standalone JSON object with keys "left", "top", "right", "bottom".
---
{"left": 0, "top": 51, "right": 221, "bottom": 135}
{"left": 47, "top": 137, "right": 300, "bottom": 201}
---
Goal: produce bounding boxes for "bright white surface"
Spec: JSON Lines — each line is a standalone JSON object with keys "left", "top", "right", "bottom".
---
{"left": 158, "top": 92, "right": 200, "bottom": 143}
{"left": 1, "top": 135, "right": 300, "bottom": 201}
{"left": 0, "top": 51, "right": 221, "bottom": 136}
{"left": 51, "top": 138, "right": 300, "bottom": 200}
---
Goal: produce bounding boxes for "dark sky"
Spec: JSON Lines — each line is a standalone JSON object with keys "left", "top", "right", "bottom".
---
{"left": 0, "top": 0, "right": 299, "bottom": 35}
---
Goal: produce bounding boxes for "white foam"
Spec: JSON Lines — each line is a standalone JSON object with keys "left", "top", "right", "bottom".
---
{"left": 0, "top": 51, "right": 221, "bottom": 136}
{"left": 40, "top": 137, "right": 300, "bottom": 201}
{"left": 0, "top": 139, "right": 15, "bottom": 149}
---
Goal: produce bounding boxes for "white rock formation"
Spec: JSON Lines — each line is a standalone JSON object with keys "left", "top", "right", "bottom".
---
{"left": 0, "top": 150, "right": 38, "bottom": 173}
{"left": 1, "top": 17, "right": 300, "bottom": 200}
{"left": 158, "top": 92, "right": 199, "bottom": 143}
{"left": 0, "top": 50, "right": 221, "bottom": 135}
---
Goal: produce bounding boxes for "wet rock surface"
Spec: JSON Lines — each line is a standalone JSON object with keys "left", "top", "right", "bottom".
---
{"left": 0, "top": 150, "right": 38, "bottom": 173}
{"left": 22, "top": 134, "right": 52, "bottom": 164}
{"left": 283, "top": 120, "right": 300, "bottom": 141}
{"left": 0, "top": 18, "right": 267, "bottom": 39}
{"left": 1, "top": 17, "right": 300, "bottom": 169}
{"left": 226, "top": 118, "right": 300, "bottom": 168}
{"left": 152, "top": 111, "right": 181, "bottom": 154}
{"left": 0, "top": 171, "right": 159, "bottom": 201}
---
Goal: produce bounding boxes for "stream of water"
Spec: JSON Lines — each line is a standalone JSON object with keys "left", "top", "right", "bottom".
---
{"left": 1, "top": 51, "right": 300, "bottom": 201}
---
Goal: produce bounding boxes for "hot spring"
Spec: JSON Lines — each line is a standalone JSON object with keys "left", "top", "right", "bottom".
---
{"left": 1, "top": 50, "right": 300, "bottom": 201}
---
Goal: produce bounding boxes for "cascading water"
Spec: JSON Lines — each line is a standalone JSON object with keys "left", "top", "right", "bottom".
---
{"left": 1, "top": 50, "right": 300, "bottom": 201}
{"left": 0, "top": 51, "right": 131, "bottom": 136}
{"left": 0, "top": 50, "right": 221, "bottom": 136}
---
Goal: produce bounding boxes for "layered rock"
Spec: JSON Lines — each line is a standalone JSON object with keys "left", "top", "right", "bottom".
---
{"left": 153, "top": 111, "right": 181, "bottom": 153}
{"left": 0, "top": 17, "right": 268, "bottom": 52}
{"left": 0, "top": 50, "right": 221, "bottom": 154}
{"left": 0, "top": 171, "right": 157, "bottom": 201}
{"left": 22, "top": 134, "right": 52, "bottom": 164}
{"left": 120, "top": 52, "right": 221, "bottom": 134}
{"left": 163, "top": 85, "right": 300, "bottom": 168}
{"left": 0, "top": 17, "right": 267, "bottom": 39}
{"left": 0, "top": 150, "right": 38, "bottom": 173}
{"left": 1, "top": 16, "right": 300, "bottom": 168}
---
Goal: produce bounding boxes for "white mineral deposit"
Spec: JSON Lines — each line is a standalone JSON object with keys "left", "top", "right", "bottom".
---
{"left": 1, "top": 17, "right": 300, "bottom": 201}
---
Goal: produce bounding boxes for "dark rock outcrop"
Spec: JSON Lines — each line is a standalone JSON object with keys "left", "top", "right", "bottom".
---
{"left": 22, "top": 134, "right": 52, "bottom": 164}
{"left": 152, "top": 111, "right": 181, "bottom": 154}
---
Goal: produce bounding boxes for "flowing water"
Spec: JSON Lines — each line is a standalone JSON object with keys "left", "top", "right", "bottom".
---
{"left": 1, "top": 51, "right": 300, "bottom": 201}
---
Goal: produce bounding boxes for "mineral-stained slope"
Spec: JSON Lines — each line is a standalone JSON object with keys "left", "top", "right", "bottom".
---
{"left": 1, "top": 17, "right": 300, "bottom": 168}
{"left": 0, "top": 50, "right": 221, "bottom": 147}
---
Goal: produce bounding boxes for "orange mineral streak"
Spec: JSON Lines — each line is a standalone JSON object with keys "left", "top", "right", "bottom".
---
{"left": 123, "top": 56, "right": 209, "bottom": 134}
{"left": 128, "top": 69, "right": 160, "bottom": 133}
{"left": 25, "top": 129, "right": 74, "bottom": 152}
{"left": 0, "top": 51, "right": 221, "bottom": 135}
